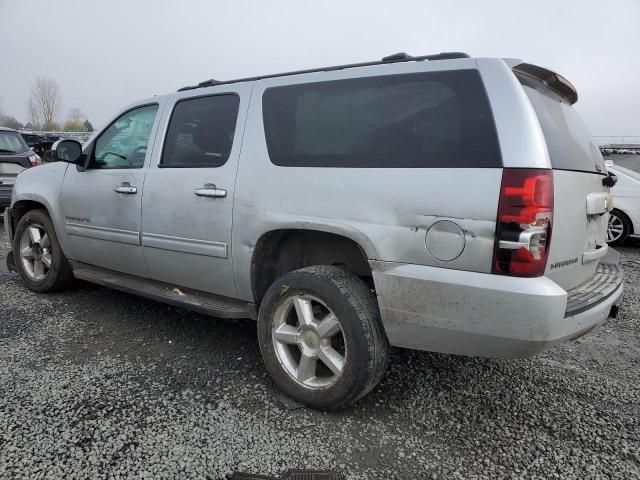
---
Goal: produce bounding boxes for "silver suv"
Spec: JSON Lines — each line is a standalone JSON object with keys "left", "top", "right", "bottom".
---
{"left": 4, "top": 52, "right": 623, "bottom": 410}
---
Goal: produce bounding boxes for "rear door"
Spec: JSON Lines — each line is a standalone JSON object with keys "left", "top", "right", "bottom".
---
{"left": 518, "top": 68, "right": 610, "bottom": 291}
{"left": 140, "top": 85, "right": 250, "bottom": 298}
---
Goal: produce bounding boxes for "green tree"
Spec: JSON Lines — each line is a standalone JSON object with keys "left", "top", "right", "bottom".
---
{"left": 84, "top": 120, "right": 94, "bottom": 132}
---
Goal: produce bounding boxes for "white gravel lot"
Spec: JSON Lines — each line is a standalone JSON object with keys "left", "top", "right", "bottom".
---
{"left": 0, "top": 225, "right": 639, "bottom": 479}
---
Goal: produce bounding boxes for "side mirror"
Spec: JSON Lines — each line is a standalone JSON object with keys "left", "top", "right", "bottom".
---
{"left": 47, "top": 139, "right": 83, "bottom": 164}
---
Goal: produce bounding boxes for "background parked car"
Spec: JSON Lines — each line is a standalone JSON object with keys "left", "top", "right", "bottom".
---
{"left": 20, "top": 133, "right": 53, "bottom": 157}
{"left": 606, "top": 162, "right": 640, "bottom": 245}
{"left": 0, "top": 127, "right": 41, "bottom": 208}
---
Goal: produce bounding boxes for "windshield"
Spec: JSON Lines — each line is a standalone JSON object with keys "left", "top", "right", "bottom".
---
{"left": 0, "top": 131, "right": 29, "bottom": 154}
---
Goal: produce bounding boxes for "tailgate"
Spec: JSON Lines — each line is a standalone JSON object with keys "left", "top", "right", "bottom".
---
{"left": 516, "top": 64, "right": 610, "bottom": 291}
{"left": 548, "top": 169, "right": 610, "bottom": 290}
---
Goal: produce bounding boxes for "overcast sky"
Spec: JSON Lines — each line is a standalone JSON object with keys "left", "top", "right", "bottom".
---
{"left": 1, "top": 0, "right": 638, "bottom": 136}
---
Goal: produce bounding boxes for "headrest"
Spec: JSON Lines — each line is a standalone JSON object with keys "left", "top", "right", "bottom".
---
{"left": 192, "top": 119, "right": 234, "bottom": 153}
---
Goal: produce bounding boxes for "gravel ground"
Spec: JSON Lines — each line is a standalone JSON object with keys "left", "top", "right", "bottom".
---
{"left": 1, "top": 225, "right": 639, "bottom": 479}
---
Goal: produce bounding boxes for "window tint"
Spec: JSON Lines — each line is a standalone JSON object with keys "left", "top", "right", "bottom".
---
{"left": 160, "top": 94, "right": 239, "bottom": 168}
{"left": 520, "top": 77, "right": 602, "bottom": 173}
{"left": 91, "top": 104, "right": 158, "bottom": 169}
{"left": 262, "top": 70, "right": 501, "bottom": 168}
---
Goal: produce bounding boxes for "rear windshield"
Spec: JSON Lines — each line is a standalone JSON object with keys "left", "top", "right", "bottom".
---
{"left": 0, "top": 131, "right": 29, "bottom": 154}
{"left": 262, "top": 70, "right": 501, "bottom": 168}
{"left": 520, "top": 77, "right": 603, "bottom": 173}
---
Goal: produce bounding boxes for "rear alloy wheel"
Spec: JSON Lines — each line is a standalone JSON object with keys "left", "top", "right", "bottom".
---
{"left": 607, "top": 209, "right": 631, "bottom": 246}
{"left": 258, "top": 265, "right": 389, "bottom": 411}
{"left": 272, "top": 294, "right": 347, "bottom": 389}
{"left": 13, "top": 209, "right": 74, "bottom": 293}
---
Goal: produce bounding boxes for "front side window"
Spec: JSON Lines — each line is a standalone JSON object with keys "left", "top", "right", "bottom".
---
{"left": 262, "top": 70, "right": 501, "bottom": 168}
{"left": 160, "top": 94, "right": 239, "bottom": 168}
{"left": 90, "top": 104, "right": 158, "bottom": 169}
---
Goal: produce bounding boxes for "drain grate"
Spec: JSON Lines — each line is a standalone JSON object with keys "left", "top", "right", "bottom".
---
{"left": 231, "top": 470, "right": 344, "bottom": 480}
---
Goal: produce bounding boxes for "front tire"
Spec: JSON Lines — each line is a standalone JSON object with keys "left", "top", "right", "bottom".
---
{"left": 13, "top": 209, "right": 74, "bottom": 293}
{"left": 607, "top": 209, "right": 631, "bottom": 246}
{"left": 257, "top": 266, "right": 389, "bottom": 410}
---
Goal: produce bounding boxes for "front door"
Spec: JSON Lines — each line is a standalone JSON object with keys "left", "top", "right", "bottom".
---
{"left": 60, "top": 103, "right": 161, "bottom": 277}
{"left": 140, "top": 87, "right": 249, "bottom": 298}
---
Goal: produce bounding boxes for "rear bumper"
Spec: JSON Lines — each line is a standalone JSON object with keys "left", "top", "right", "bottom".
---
{"left": 371, "top": 254, "right": 623, "bottom": 358}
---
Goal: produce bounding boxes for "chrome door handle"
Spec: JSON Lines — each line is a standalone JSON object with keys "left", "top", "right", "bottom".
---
{"left": 114, "top": 182, "right": 137, "bottom": 194}
{"left": 194, "top": 183, "right": 227, "bottom": 198}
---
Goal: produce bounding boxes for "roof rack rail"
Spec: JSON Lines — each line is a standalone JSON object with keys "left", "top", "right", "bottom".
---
{"left": 177, "top": 51, "right": 471, "bottom": 92}
{"left": 178, "top": 79, "right": 220, "bottom": 92}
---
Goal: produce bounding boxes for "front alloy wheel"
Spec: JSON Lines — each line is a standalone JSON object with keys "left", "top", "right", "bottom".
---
{"left": 13, "top": 209, "right": 74, "bottom": 293}
{"left": 19, "top": 224, "right": 53, "bottom": 281}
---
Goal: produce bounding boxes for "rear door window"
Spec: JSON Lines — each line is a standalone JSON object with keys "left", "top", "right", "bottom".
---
{"left": 262, "top": 70, "right": 501, "bottom": 168}
{"left": 160, "top": 94, "right": 240, "bottom": 168}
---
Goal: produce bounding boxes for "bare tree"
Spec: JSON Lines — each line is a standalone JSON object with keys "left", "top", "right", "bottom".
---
{"left": 63, "top": 108, "right": 87, "bottom": 131}
{"left": 28, "top": 97, "right": 40, "bottom": 129}
{"left": 67, "top": 108, "right": 86, "bottom": 124}
{"left": 0, "top": 101, "right": 24, "bottom": 130}
{"left": 28, "top": 76, "right": 62, "bottom": 129}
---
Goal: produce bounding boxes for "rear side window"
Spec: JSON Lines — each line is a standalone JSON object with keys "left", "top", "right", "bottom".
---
{"left": 262, "top": 70, "right": 501, "bottom": 168}
{"left": 520, "top": 76, "right": 602, "bottom": 173}
{"left": 161, "top": 94, "right": 239, "bottom": 168}
{"left": 0, "top": 131, "right": 29, "bottom": 154}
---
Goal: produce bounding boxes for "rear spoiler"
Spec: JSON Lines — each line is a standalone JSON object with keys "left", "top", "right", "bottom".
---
{"left": 512, "top": 63, "right": 578, "bottom": 105}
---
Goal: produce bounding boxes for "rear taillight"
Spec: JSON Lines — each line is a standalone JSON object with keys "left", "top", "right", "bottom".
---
{"left": 28, "top": 154, "right": 42, "bottom": 167}
{"left": 492, "top": 168, "right": 553, "bottom": 277}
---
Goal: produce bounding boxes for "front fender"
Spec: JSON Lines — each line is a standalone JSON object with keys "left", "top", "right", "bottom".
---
{"left": 10, "top": 162, "right": 69, "bottom": 250}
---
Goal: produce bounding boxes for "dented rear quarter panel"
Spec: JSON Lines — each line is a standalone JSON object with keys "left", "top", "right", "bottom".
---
{"left": 231, "top": 59, "right": 526, "bottom": 302}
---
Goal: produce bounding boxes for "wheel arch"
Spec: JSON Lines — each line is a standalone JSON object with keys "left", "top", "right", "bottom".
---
{"left": 250, "top": 228, "right": 374, "bottom": 305}
{"left": 8, "top": 198, "right": 52, "bottom": 241}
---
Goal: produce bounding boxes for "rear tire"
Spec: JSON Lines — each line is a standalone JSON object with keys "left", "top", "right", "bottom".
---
{"left": 257, "top": 265, "right": 389, "bottom": 411}
{"left": 13, "top": 209, "right": 74, "bottom": 293}
{"left": 607, "top": 209, "right": 631, "bottom": 246}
